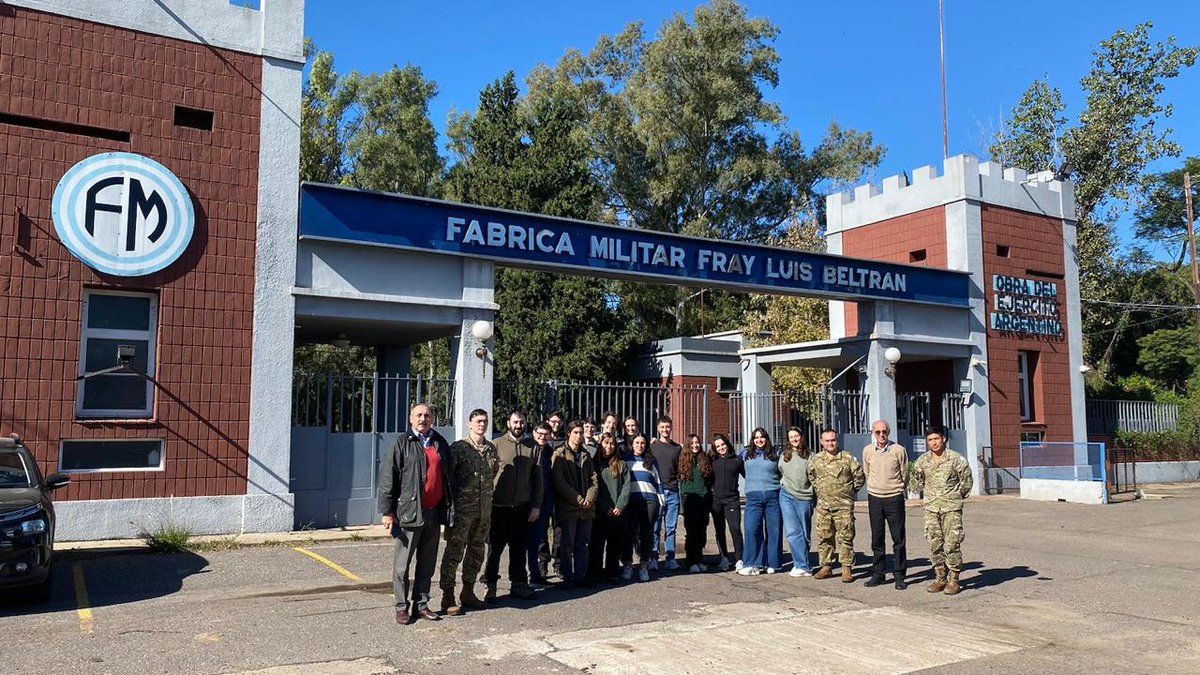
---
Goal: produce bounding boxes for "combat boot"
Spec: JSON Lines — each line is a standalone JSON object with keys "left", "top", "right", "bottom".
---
{"left": 484, "top": 581, "right": 498, "bottom": 602}
{"left": 510, "top": 582, "right": 536, "bottom": 600}
{"left": 460, "top": 586, "right": 487, "bottom": 610}
{"left": 927, "top": 568, "right": 947, "bottom": 593}
{"left": 840, "top": 567, "right": 854, "bottom": 583}
{"left": 943, "top": 571, "right": 961, "bottom": 595}
{"left": 813, "top": 565, "right": 833, "bottom": 580}
{"left": 440, "top": 589, "right": 462, "bottom": 616}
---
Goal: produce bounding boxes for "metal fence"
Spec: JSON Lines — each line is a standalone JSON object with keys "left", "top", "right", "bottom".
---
{"left": 1086, "top": 399, "right": 1179, "bottom": 435}
{"left": 1018, "top": 441, "right": 1107, "bottom": 483}
{"left": 493, "top": 379, "right": 711, "bottom": 439}
{"left": 896, "top": 392, "right": 965, "bottom": 436}
{"left": 727, "top": 389, "right": 869, "bottom": 449}
{"left": 292, "top": 373, "right": 456, "bottom": 432}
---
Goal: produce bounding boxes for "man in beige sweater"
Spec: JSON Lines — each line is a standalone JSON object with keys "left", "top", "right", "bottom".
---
{"left": 862, "top": 420, "right": 909, "bottom": 590}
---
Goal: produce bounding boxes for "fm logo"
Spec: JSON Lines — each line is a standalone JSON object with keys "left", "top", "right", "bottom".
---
{"left": 53, "top": 152, "right": 195, "bottom": 277}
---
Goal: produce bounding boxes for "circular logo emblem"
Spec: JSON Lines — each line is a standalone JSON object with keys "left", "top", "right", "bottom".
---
{"left": 52, "top": 152, "right": 195, "bottom": 277}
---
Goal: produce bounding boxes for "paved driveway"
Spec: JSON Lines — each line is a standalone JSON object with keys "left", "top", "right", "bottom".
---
{"left": 2, "top": 486, "right": 1198, "bottom": 674}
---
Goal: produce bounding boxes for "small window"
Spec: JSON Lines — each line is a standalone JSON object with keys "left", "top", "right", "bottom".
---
{"left": 76, "top": 291, "right": 158, "bottom": 419}
{"left": 717, "top": 377, "right": 740, "bottom": 393}
{"left": 997, "top": 245, "right": 1010, "bottom": 257}
{"left": 1019, "top": 430, "right": 1044, "bottom": 443}
{"left": 909, "top": 249, "right": 927, "bottom": 263}
{"left": 59, "top": 440, "right": 164, "bottom": 473}
{"left": 174, "top": 105, "right": 214, "bottom": 131}
{"left": 1017, "top": 351, "right": 1036, "bottom": 422}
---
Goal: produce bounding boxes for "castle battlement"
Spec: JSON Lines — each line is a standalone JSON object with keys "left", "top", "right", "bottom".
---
{"left": 826, "top": 154, "right": 1076, "bottom": 234}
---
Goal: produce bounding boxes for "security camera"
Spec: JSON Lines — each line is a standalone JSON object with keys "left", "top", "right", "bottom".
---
{"left": 117, "top": 344, "right": 136, "bottom": 367}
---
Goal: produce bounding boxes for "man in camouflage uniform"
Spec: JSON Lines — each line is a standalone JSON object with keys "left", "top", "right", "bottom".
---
{"left": 440, "top": 408, "right": 500, "bottom": 615}
{"left": 808, "top": 428, "right": 866, "bottom": 583}
{"left": 911, "top": 425, "right": 973, "bottom": 595}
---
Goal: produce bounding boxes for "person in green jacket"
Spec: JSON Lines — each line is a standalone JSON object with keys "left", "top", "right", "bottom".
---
{"left": 679, "top": 433, "right": 714, "bottom": 572}
{"left": 588, "top": 432, "right": 631, "bottom": 583}
{"left": 551, "top": 421, "right": 599, "bottom": 589}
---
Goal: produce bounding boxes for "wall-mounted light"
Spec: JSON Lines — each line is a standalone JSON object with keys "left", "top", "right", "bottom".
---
{"left": 970, "top": 357, "right": 987, "bottom": 370}
{"left": 883, "top": 347, "right": 902, "bottom": 378}
{"left": 472, "top": 320, "right": 494, "bottom": 376}
{"left": 1079, "top": 364, "right": 1092, "bottom": 374}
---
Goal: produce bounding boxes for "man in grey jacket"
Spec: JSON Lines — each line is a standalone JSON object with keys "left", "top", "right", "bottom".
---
{"left": 378, "top": 403, "right": 455, "bottom": 625}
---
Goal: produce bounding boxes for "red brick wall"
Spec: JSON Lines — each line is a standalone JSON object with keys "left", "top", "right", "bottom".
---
{"left": 980, "top": 205, "right": 1072, "bottom": 466}
{"left": 0, "top": 7, "right": 261, "bottom": 500}
{"left": 839, "top": 207, "right": 947, "bottom": 335}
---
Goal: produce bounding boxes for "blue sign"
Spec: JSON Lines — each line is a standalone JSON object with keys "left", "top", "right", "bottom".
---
{"left": 52, "top": 152, "right": 195, "bottom": 277}
{"left": 298, "top": 183, "right": 971, "bottom": 307}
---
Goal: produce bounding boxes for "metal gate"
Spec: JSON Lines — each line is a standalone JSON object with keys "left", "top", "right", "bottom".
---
{"left": 290, "top": 373, "right": 455, "bottom": 529}
{"left": 493, "top": 379, "right": 711, "bottom": 440}
{"left": 727, "top": 389, "right": 869, "bottom": 449}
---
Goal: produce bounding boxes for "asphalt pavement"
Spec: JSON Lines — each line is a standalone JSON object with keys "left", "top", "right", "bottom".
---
{"left": 2, "top": 485, "right": 1198, "bottom": 674}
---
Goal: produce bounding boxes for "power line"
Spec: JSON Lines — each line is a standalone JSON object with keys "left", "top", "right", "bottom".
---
{"left": 1081, "top": 298, "right": 1200, "bottom": 311}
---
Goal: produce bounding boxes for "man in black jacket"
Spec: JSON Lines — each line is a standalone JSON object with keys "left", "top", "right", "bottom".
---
{"left": 378, "top": 403, "right": 455, "bottom": 625}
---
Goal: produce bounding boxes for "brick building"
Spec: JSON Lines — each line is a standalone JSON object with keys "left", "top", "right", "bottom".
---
{"left": 1, "top": 0, "right": 303, "bottom": 538}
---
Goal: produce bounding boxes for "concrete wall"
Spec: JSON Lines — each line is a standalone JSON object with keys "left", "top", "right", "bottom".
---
{"left": 1133, "top": 461, "right": 1200, "bottom": 484}
{"left": 1020, "top": 478, "right": 1107, "bottom": 505}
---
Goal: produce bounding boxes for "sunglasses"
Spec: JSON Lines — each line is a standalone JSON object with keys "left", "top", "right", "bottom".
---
{"left": 872, "top": 430, "right": 889, "bottom": 435}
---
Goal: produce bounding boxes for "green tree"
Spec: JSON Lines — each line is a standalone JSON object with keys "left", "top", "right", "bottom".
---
{"left": 529, "top": 0, "right": 883, "bottom": 336}
{"left": 1137, "top": 327, "right": 1199, "bottom": 392}
{"left": 990, "top": 23, "right": 1198, "bottom": 373}
{"left": 299, "top": 40, "right": 358, "bottom": 184}
{"left": 1135, "top": 157, "right": 1200, "bottom": 267}
{"left": 345, "top": 65, "right": 444, "bottom": 196}
{"left": 445, "top": 72, "right": 637, "bottom": 383}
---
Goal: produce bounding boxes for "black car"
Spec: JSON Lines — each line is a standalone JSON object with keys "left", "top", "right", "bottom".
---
{"left": 0, "top": 434, "right": 69, "bottom": 602}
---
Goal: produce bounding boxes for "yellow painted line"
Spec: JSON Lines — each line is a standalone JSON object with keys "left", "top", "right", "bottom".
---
{"left": 71, "top": 562, "right": 94, "bottom": 636}
{"left": 292, "top": 546, "right": 363, "bottom": 582}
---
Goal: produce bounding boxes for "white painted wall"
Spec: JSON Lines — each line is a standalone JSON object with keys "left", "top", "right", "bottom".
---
{"left": 1020, "top": 478, "right": 1107, "bottom": 505}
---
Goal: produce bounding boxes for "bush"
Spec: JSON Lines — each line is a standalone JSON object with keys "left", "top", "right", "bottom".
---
{"left": 1112, "top": 430, "right": 1200, "bottom": 463}
{"left": 138, "top": 523, "right": 194, "bottom": 553}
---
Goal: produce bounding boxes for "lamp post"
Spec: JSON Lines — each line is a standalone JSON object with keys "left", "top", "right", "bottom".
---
{"left": 471, "top": 320, "right": 493, "bottom": 376}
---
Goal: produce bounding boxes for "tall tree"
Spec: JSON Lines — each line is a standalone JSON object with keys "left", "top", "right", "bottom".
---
{"left": 299, "top": 41, "right": 358, "bottom": 184}
{"left": 446, "top": 72, "right": 637, "bottom": 383}
{"left": 1136, "top": 157, "right": 1200, "bottom": 267}
{"left": 989, "top": 23, "right": 1198, "bottom": 373}
{"left": 528, "top": 0, "right": 883, "bottom": 336}
{"left": 345, "top": 65, "right": 444, "bottom": 196}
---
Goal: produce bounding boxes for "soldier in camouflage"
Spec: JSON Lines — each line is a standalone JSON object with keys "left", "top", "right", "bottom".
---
{"left": 439, "top": 408, "right": 500, "bottom": 615}
{"left": 910, "top": 425, "right": 973, "bottom": 595}
{"left": 808, "top": 428, "right": 866, "bottom": 583}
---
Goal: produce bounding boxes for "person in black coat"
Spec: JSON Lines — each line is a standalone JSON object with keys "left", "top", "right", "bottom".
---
{"left": 709, "top": 433, "right": 745, "bottom": 571}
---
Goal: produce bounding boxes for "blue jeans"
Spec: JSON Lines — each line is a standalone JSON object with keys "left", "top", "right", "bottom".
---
{"left": 779, "top": 491, "right": 814, "bottom": 572}
{"left": 743, "top": 489, "right": 783, "bottom": 570}
{"left": 652, "top": 489, "right": 680, "bottom": 561}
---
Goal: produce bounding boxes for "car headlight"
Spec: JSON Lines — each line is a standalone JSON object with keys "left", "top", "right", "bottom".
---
{"left": 20, "top": 518, "right": 47, "bottom": 535}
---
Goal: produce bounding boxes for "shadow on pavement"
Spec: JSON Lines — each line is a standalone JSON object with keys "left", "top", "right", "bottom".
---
{"left": 0, "top": 550, "right": 210, "bottom": 617}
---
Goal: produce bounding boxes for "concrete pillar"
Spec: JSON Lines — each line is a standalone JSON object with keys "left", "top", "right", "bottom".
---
{"left": 453, "top": 313, "right": 495, "bottom": 440}
{"left": 740, "top": 354, "right": 772, "bottom": 444}
{"left": 864, "top": 339, "right": 898, "bottom": 434}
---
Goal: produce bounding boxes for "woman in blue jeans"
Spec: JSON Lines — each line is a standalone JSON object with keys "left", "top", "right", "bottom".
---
{"left": 778, "top": 426, "right": 815, "bottom": 577}
{"left": 737, "top": 427, "right": 783, "bottom": 575}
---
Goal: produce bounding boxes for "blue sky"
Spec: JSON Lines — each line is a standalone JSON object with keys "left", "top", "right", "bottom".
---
{"left": 303, "top": 1, "right": 1200, "bottom": 253}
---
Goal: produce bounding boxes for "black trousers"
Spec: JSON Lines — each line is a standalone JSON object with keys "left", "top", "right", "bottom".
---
{"left": 682, "top": 492, "right": 712, "bottom": 567}
{"left": 623, "top": 499, "right": 660, "bottom": 564}
{"left": 868, "top": 493, "right": 907, "bottom": 578}
{"left": 484, "top": 503, "right": 531, "bottom": 584}
{"left": 711, "top": 496, "right": 743, "bottom": 562}
{"left": 588, "top": 509, "right": 624, "bottom": 579}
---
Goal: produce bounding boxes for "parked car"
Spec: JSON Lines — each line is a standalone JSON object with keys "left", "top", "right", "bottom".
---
{"left": 0, "top": 434, "right": 69, "bottom": 602}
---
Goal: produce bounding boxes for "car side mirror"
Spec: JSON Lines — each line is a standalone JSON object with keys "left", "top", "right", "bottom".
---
{"left": 45, "top": 473, "right": 70, "bottom": 491}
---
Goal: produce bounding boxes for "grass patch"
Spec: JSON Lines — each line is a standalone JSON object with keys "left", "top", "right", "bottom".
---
{"left": 138, "top": 523, "right": 194, "bottom": 553}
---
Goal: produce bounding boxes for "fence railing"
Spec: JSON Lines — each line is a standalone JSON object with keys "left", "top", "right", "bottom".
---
{"left": 1019, "top": 441, "right": 1107, "bottom": 483}
{"left": 727, "top": 389, "right": 869, "bottom": 449}
{"left": 494, "top": 379, "right": 710, "bottom": 440}
{"left": 1086, "top": 399, "right": 1178, "bottom": 435}
{"left": 292, "top": 373, "right": 456, "bottom": 433}
{"left": 897, "top": 392, "right": 965, "bottom": 436}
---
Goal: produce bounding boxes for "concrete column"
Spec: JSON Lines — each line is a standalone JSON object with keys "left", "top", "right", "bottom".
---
{"left": 740, "top": 354, "right": 772, "bottom": 444}
{"left": 864, "top": 339, "right": 898, "bottom": 433}
{"left": 453, "top": 312, "right": 495, "bottom": 440}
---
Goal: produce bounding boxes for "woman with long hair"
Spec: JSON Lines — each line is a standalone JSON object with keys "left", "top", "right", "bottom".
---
{"left": 709, "top": 433, "right": 744, "bottom": 571}
{"left": 589, "top": 432, "right": 630, "bottom": 583}
{"left": 678, "top": 433, "right": 714, "bottom": 572}
{"left": 738, "top": 427, "right": 783, "bottom": 575}
{"left": 622, "top": 434, "right": 663, "bottom": 582}
{"left": 779, "top": 426, "right": 815, "bottom": 577}
{"left": 550, "top": 421, "right": 598, "bottom": 589}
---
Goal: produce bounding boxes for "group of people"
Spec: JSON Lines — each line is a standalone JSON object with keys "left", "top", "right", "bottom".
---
{"left": 377, "top": 403, "right": 974, "bottom": 625}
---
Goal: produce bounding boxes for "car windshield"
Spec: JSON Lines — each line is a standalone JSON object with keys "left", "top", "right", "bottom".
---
{"left": 0, "top": 449, "right": 34, "bottom": 488}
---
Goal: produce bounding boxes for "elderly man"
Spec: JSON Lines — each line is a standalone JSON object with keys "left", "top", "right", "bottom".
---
{"left": 378, "top": 403, "right": 455, "bottom": 625}
{"left": 862, "top": 419, "right": 910, "bottom": 590}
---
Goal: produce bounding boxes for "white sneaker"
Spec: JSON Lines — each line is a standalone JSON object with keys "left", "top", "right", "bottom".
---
{"left": 765, "top": 567, "right": 778, "bottom": 574}
{"left": 620, "top": 565, "right": 633, "bottom": 580}
{"left": 638, "top": 568, "right": 650, "bottom": 582}
{"left": 734, "top": 559, "right": 744, "bottom": 572}
{"left": 688, "top": 564, "right": 701, "bottom": 573}
{"left": 789, "top": 568, "right": 812, "bottom": 577}
{"left": 737, "top": 565, "right": 761, "bottom": 576}
{"left": 665, "top": 559, "right": 681, "bottom": 571}
{"left": 717, "top": 558, "right": 732, "bottom": 572}
{"left": 649, "top": 559, "right": 659, "bottom": 572}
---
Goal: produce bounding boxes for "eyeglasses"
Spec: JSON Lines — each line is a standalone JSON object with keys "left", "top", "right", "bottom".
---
{"left": 872, "top": 430, "right": 889, "bottom": 435}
